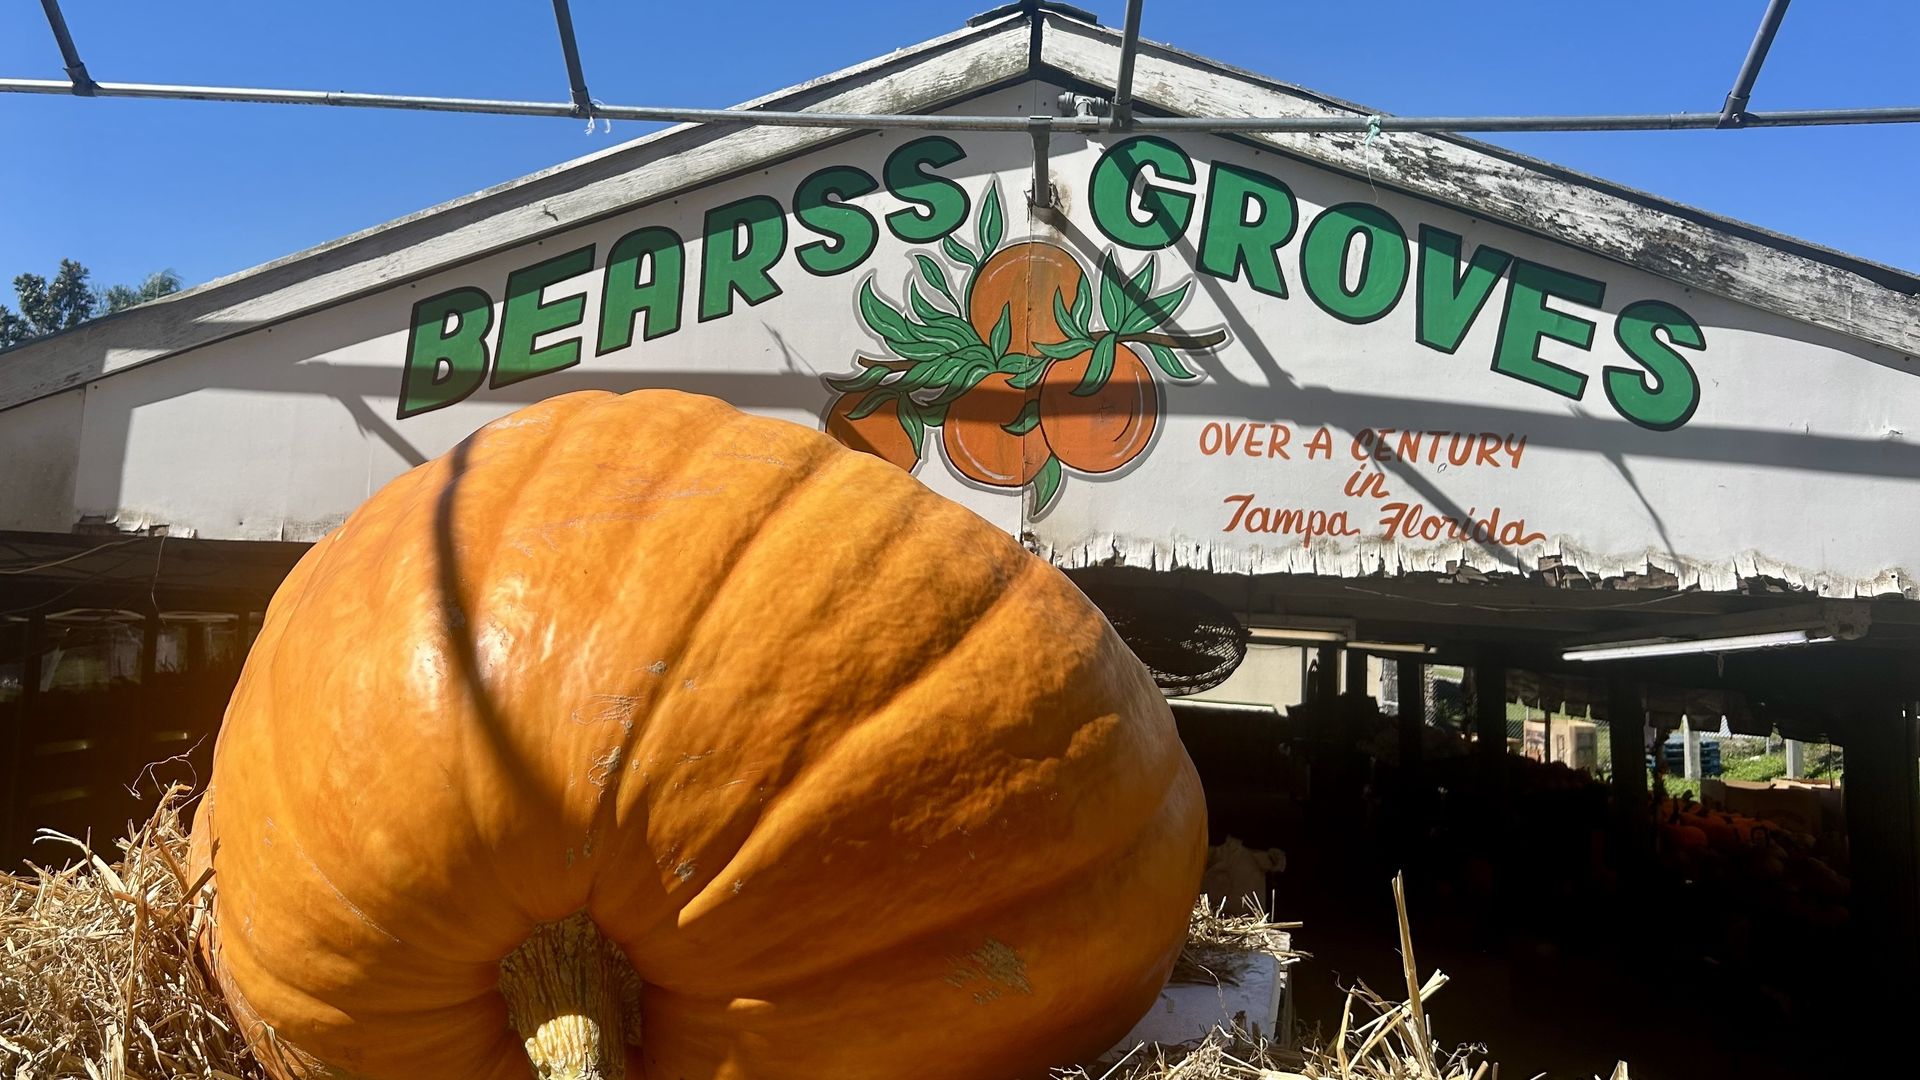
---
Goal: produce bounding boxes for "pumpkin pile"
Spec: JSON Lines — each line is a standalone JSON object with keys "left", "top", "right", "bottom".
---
{"left": 1655, "top": 795, "right": 1850, "bottom": 933}
{"left": 184, "top": 390, "right": 1206, "bottom": 1079}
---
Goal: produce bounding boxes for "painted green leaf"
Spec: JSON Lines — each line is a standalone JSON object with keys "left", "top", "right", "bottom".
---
{"left": 1036, "top": 337, "right": 1094, "bottom": 360}
{"left": 978, "top": 180, "right": 1004, "bottom": 260}
{"left": 890, "top": 338, "right": 953, "bottom": 362}
{"left": 1128, "top": 254, "right": 1157, "bottom": 308}
{"left": 1052, "top": 287, "right": 1078, "bottom": 343}
{"left": 846, "top": 388, "right": 895, "bottom": 421}
{"left": 859, "top": 280, "right": 922, "bottom": 345}
{"left": 1147, "top": 341, "right": 1197, "bottom": 380}
{"left": 1097, "top": 251, "right": 1125, "bottom": 332}
{"left": 930, "top": 313, "right": 986, "bottom": 348}
{"left": 915, "top": 254, "right": 959, "bottom": 310}
{"left": 942, "top": 234, "right": 978, "bottom": 267}
{"left": 1124, "top": 281, "right": 1191, "bottom": 335}
{"left": 1030, "top": 455, "right": 1063, "bottom": 516}
{"left": 1001, "top": 398, "right": 1042, "bottom": 436}
{"left": 826, "top": 365, "right": 894, "bottom": 393}
{"left": 988, "top": 303, "right": 1012, "bottom": 359}
{"left": 897, "top": 398, "right": 926, "bottom": 456}
{"left": 1007, "top": 361, "right": 1051, "bottom": 390}
{"left": 898, "top": 357, "right": 957, "bottom": 394}
{"left": 927, "top": 358, "right": 999, "bottom": 405}
{"left": 907, "top": 284, "right": 975, "bottom": 349}
{"left": 1071, "top": 273, "right": 1093, "bottom": 332}
{"left": 999, "top": 353, "right": 1040, "bottom": 374}
{"left": 1075, "top": 334, "right": 1117, "bottom": 397}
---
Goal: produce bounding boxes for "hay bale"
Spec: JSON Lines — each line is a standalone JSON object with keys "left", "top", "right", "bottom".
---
{"left": 0, "top": 785, "right": 266, "bottom": 1080}
{"left": 3, "top": 789, "right": 1625, "bottom": 1080}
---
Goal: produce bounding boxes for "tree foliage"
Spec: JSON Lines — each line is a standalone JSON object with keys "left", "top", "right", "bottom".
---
{"left": 100, "top": 270, "right": 186, "bottom": 316}
{"left": 0, "top": 261, "right": 183, "bottom": 349}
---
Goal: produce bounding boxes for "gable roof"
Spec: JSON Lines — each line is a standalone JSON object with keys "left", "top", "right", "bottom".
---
{"left": 2, "top": 2, "right": 1913, "bottom": 414}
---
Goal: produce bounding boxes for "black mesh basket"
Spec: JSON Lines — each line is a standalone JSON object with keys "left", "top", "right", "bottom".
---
{"left": 1072, "top": 580, "right": 1249, "bottom": 697}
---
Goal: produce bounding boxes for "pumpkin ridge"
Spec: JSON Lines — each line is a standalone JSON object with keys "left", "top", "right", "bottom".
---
{"left": 656, "top": 563, "right": 1176, "bottom": 990}
{"left": 666, "top": 551, "right": 1039, "bottom": 929}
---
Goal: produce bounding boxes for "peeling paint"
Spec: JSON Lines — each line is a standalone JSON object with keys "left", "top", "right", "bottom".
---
{"left": 1034, "top": 531, "right": 1918, "bottom": 601}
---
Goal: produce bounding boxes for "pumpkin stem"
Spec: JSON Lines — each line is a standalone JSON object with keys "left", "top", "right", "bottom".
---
{"left": 499, "top": 912, "right": 644, "bottom": 1080}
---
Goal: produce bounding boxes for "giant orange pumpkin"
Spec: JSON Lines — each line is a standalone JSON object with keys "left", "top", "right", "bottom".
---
{"left": 188, "top": 389, "right": 1206, "bottom": 1080}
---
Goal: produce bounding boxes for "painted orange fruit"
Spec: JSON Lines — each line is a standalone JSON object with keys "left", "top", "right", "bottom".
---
{"left": 825, "top": 391, "right": 918, "bottom": 471}
{"left": 968, "top": 240, "right": 1086, "bottom": 355}
{"left": 1039, "top": 344, "right": 1158, "bottom": 474}
{"left": 942, "top": 373, "right": 1047, "bottom": 487}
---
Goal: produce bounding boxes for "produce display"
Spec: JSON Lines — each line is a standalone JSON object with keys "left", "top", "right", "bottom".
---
{"left": 1655, "top": 793, "right": 1851, "bottom": 936}
{"left": 186, "top": 390, "right": 1207, "bottom": 1080}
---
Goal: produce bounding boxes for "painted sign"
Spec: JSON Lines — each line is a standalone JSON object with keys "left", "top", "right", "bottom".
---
{"left": 6, "top": 83, "right": 1915, "bottom": 596}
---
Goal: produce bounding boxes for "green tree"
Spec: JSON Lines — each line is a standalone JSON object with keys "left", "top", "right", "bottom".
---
{"left": 99, "top": 269, "right": 185, "bottom": 316}
{"left": 0, "top": 261, "right": 183, "bottom": 348}
{"left": 0, "top": 259, "right": 96, "bottom": 348}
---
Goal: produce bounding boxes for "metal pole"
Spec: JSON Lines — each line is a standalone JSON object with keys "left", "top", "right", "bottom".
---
{"left": 36, "top": 0, "right": 95, "bottom": 94}
{"left": 1720, "top": 0, "right": 1793, "bottom": 127}
{"left": 549, "top": 0, "right": 594, "bottom": 119}
{"left": 1112, "top": 0, "right": 1145, "bottom": 129}
{"left": 0, "top": 76, "right": 1915, "bottom": 133}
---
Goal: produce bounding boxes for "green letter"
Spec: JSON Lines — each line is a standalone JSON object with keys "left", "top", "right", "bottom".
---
{"left": 398, "top": 286, "right": 492, "bottom": 419}
{"left": 597, "top": 227, "right": 683, "bottom": 354}
{"left": 1090, "top": 136, "right": 1196, "bottom": 251}
{"left": 1299, "top": 203, "right": 1409, "bottom": 324}
{"left": 492, "top": 245, "right": 595, "bottom": 390}
{"left": 1492, "top": 260, "right": 1604, "bottom": 399}
{"left": 1197, "top": 161, "right": 1297, "bottom": 297}
{"left": 1415, "top": 225, "right": 1512, "bottom": 354}
{"left": 883, "top": 137, "right": 969, "bottom": 243}
{"left": 1606, "top": 299, "right": 1704, "bottom": 431}
{"left": 795, "top": 165, "right": 879, "bottom": 276}
{"left": 700, "top": 196, "right": 787, "bottom": 322}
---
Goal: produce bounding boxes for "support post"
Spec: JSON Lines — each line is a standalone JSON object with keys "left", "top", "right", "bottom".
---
{"left": 1474, "top": 663, "right": 1507, "bottom": 763}
{"left": 1344, "top": 648, "right": 1369, "bottom": 700}
{"left": 1842, "top": 699, "right": 1920, "bottom": 999}
{"left": 1784, "top": 737, "right": 1805, "bottom": 779}
{"left": 1682, "top": 717, "right": 1703, "bottom": 780}
{"left": 1607, "top": 678, "right": 1651, "bottom": 908}
{"left": 1314, "top": 645, "right": 1339, "bottom": 704}
{"left": 1398, "top": 659, "right": 1427, "bottom": 845}
{"left": 4, "top": 615, "right": 47, "bottom": 866}
{"left": 139, "top": 609, "right": 160, "bottom": 684}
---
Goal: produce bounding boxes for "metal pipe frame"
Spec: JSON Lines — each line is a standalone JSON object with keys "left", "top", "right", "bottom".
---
{"left": 3, "top": 76, "right": 1913, "bottom": 134}
{"left": 36, "top": 0, "right": 94, "bottom": 94}
{"left": 11, "top": 0, "right": 1916, "bottom": 139}
{"left": 1111, "top": 0, "right": 1145, "bottom": 129}
{"left": 549, "top": 0, "right": 594, "bottom": 118}
{"left": 1721, "top": 0, "right": 1793, "bottom": 127}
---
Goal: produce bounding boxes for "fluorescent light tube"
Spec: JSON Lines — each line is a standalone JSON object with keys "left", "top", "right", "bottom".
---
{"left": 1247, "top": 627, "right": 1347, "bottom": 645}
{"left": 1349, "top": 640, "right": 1438, "bottom": 656}
{"left": 1562, "top": 629, "right": 1834, "bottom": 662}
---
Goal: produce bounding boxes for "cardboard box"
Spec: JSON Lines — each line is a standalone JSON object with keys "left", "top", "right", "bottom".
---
{"left": 1522, "top": 718, "right": 1598, "bottom": 771}
{"left": 1700, "top": 778, "right": 1844, "bottom": 837}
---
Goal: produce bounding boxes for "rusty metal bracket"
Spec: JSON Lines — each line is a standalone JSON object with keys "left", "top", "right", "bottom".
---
{"left": 1028, "top": 115, "right": 1055, "bottom": 210}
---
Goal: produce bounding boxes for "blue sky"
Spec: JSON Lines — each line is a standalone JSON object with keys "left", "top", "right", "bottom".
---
{"left": 2, "top": 1, "right": 1915, "bottom": 294}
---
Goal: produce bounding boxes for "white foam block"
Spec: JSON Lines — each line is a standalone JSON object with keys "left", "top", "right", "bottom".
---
{"left": 1105, "top": 943, "right": 1289, "bottom": 1058}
